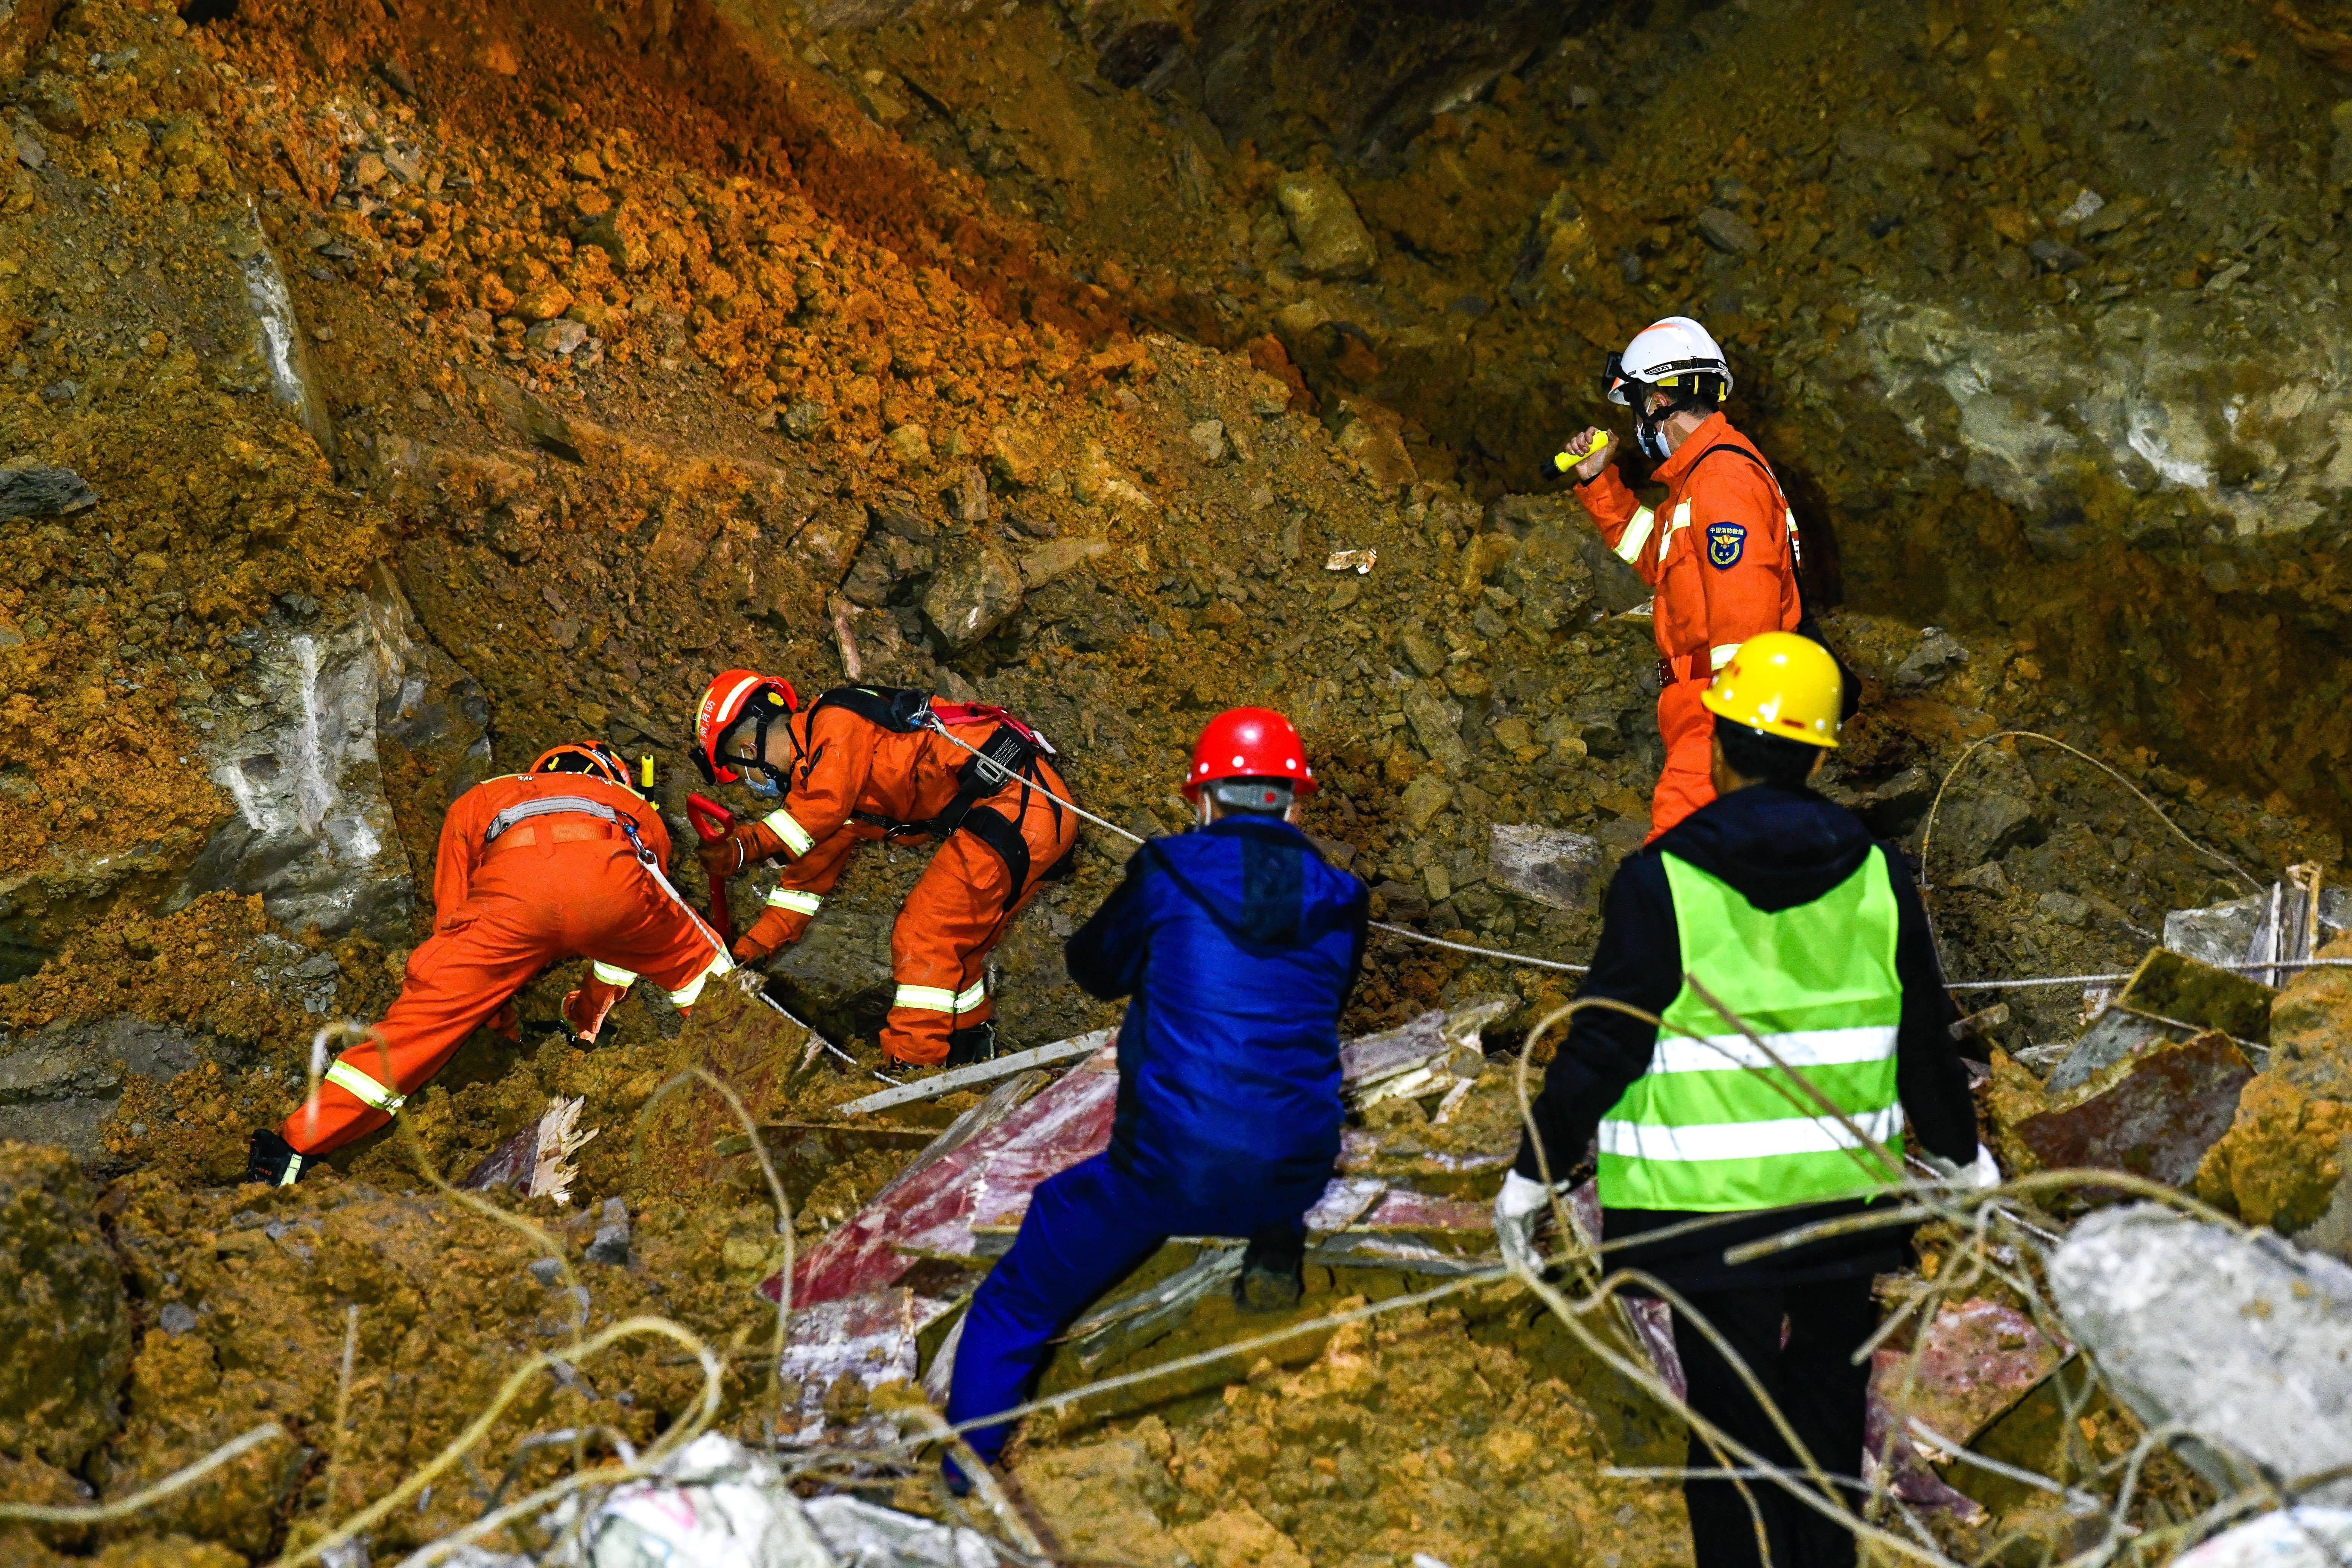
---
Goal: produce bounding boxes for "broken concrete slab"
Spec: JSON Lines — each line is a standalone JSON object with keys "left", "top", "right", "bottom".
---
{"left": 2041, "top": 948, "right": 2272, "bottom": 1095}
{"left": 2050, "top": 1204, "right": 2352, "bottom": 1503}
{"left": 2117, "top": 946, "right": 2275, "bottom": 1045}
{"left": 2012, "top": 1031, "right": 2252, "bottom": 1192}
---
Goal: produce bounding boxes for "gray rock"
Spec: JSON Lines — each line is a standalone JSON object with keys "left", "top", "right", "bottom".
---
{"left": 527, "top": 1256, "right": 565, "bottom": 1287}
{"left": 2037, "top": 890, "right": 2090, "bottom": 926}
{"left": 1892, "top": 626, "right": 1968, "bottom": 688}
{"left": 524, "top": 318, "right": 590, "bottom": 356}
{"left": 1489, "top": 824, "right": 1603, "bottom": 912}
{"left": 783, "top": 400, "right": 831, "bottom": 440}
{"left": 0, "top": 461, "right": 95, "bottom": 519}
{"left": 171, "top": 570, "right": 485, "bottom": 939}
{"left": 1944, "top": 792, "right": 2044, "bottom": 864}
{"left": 1187, "top": 419, "right": 1230, "bottom": 465}
{"left": 1402, "top": 681, "right": 1471, "bottom": 771}
{"left": 587, "top": 1197, "right": 632, "bottom": 1267}
{"left": 0, "top": 1016, "right": 202, "bottom": 1160}
{"left": 2050, "top": 1206, "right": 2352, "bottom": 1503}
{"left": 921, "top": 539, "right": 1024, "bottom": 647}
{"left": 1274, "top": 171, "right": 1377, "bottom": 279}
{"left": 2165, "top": 1510, "right": 2352, "bottom": 1568}
{"left": 157, "top": 1302, "right": 199, "bottom": 1336}
{"left": 1694, "top": 207, "right": 1761, "bottom": 255}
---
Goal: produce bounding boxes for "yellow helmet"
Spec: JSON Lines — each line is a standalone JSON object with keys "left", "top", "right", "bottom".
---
{"left": 1699, "top": 632, "right": 1843, "bottom": 749}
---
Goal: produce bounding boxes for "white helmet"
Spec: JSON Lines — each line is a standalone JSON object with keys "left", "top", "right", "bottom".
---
{"left": 1609, "top": 315, "right": 1740, "bottom": 409}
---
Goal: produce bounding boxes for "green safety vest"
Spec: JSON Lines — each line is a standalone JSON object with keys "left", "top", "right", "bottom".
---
{"left": 1596, "top": 847, "right": 1907, "bottom": 1212}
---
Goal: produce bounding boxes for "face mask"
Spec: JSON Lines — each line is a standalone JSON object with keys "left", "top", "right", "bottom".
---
{"left": 741, "top": 768, "right": 780, "bottom": 799}
{"left": 1636, "top": 417, "right": 1668, "bottom": 462}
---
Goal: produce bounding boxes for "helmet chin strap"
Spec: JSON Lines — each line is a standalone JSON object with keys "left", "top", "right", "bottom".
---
{"left": 722, "top": 700, "right": 801, "bottom": 795}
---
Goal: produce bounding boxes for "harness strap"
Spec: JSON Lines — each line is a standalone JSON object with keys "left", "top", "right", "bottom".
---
{"left": 484, "top": 795, "right": 623, "bottom": 843}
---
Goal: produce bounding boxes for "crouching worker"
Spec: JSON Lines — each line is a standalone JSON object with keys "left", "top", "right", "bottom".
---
{"left": 1493, "top": 633, "right": 1994, "bottom": 1568}
{"left": 246, "top": 742, "right": 732, "bottom": 1185}
{"left": 943, "top": 708, "right": 1366, "bottom": 1483}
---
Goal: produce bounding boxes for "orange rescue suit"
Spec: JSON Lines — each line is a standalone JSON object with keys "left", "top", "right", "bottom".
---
{"left": 1573, "top": 411, "right": 1802, "bottom": 839}
{"left": 720, "top": 699, "right": 1078, "bottom": 1068}
{"left": 281, "top": 772, "right": 727, "bottom": 1160}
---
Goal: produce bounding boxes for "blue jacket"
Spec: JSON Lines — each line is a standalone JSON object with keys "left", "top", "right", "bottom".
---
{"left": 1065, "top": 816, "right": 1367, "bottom": 1206}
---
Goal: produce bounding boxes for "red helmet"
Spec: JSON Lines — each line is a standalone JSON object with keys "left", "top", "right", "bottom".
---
{"left": 1183, "top": 707, "right": 1317, "bottom": 801}
{"left": 692, "top": 669, "right": 800, "bottom": 786}
{"left": 531, "top": 740, "right": 641, "bottom": 796}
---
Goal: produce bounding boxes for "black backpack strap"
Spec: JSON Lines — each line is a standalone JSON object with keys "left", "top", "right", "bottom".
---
{"left": 853, "top": 725, "right": 1045, "bottom": 842}
{"left": 1687, "top": 444, "right": 1861, "bottom": 720}
{"left": 808, "top": 685, "right": 935, "bottom": 732}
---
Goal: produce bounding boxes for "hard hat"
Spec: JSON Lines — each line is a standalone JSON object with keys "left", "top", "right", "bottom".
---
{"left": 531, "top": 740, "right": 641, "bottom": 794}
{"left": 1699, "top": 632, "right": 1844, "bottom": 749}
{"left": 1606, "top": 316, "right": 1733, "bottom": 408}
{"left": 1183, "top": 707, "right": 1318, "bottom": 801}
{"left": 692, "top": 669, "right": 800, "bottom": 786}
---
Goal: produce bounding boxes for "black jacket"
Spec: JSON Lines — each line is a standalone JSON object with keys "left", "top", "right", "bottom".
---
{"left": 1512, "top": 782, "right": 1980, "bottom": 1290}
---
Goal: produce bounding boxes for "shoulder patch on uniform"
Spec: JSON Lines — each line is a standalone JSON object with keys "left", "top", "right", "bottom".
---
{"left": 1705, "top": 521, "right": 1746, "bottom": 569}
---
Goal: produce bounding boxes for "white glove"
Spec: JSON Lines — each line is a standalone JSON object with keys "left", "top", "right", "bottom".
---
{"left": 1924, "top": 1145, "right": 2002, "bottom": 1191}
{"left": 1494, "top": 1170, "right": 1567, "bottom": 1275}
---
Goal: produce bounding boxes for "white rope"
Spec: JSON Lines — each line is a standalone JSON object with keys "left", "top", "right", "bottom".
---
{"left": 919, "top": 717, "right": 1591, "bottom": 974}
{"left": 917, "top": 716, "right": 2347, "bottom": 1001}
{"left": 1946, "top": 955, "right": 2352, "bottom": 993}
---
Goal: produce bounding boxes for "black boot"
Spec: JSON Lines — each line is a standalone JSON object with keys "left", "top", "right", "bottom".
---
{"left": 246, "top": 1129, "right": 306, "bottom": 1187}
{"left": 944, "top": 1021, "right": 997, "bottom": 1069}
{"left": 1234, "top": 1221, "right": 1306, "bottom": 1312}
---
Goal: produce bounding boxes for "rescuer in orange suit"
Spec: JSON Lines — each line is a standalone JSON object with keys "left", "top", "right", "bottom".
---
{"left": 244, "top": 742, "right": 734, "bottom": 1186}
{"left": 689, "top": 672, "right": 1080, "bottom": 1073}
{"left": 1563, "top": 316, "right": 1804, "bottom": 841}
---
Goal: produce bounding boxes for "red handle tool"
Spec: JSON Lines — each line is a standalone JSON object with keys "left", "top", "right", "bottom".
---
{"left": 686, "top": 792, "right": 737, "bottom": 945}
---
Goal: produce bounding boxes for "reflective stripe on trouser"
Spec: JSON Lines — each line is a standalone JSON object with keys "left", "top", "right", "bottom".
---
{"left": 893, "top": 978, "right": 988, "bottom": 1014}
{"left": 884, "top": 762, "right": 1080, "bottom": 1067}
{"left": 667, "top": 951, "right": 733, "bottom": 1007}
{"left": 282, "top": 835, "right": 722, "bottom": 1159}
{"left": 1597, "top": 846, "right": 1906, "bottom": 1212}
{"left": 1646, "top": 677, "right": 1716, "bottom": 842}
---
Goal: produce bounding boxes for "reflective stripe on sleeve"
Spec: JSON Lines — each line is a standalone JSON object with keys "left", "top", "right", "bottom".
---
{"left": 892, "top": 978, "right": 988, "bottom": 1015}
{"left": 762, "top": 809, "right": 815, "bottom": 856}
{"left": 1709, "top": 644, "right": 1740, "bottom": 670}
{"left": 591, "top": 961, "right": 638, "bottom": 987}
{"left": 1613, "top": 506, "right": 1657, "bottom": 565}
{"left": 668, "top": 952, "right": 735, "bottom": 1008}
{"left": 765, "top": 888, "right": 824, "bottom": 915}
{"left": 324, "top": 1059, "right": 405, "bottom": 1114}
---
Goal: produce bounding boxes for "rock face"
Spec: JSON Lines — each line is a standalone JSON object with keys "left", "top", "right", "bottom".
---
{"left": 0, "top": 1016, "right": 202, "bottom": 1161}
{"left": 0, "top": 1141, "right": 131, "bottom": 1470}
{"left": 1274, "top": 172, "right": 1378, "bottom": 280}
{"left": 169, "top": 571, "right": 487, "bottom": 940}
{"left": 2050, "top": 1205, "right": 2352, "bottom": 1503}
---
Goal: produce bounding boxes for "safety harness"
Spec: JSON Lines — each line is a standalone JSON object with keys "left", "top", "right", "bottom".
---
{"left": 808, "top": 686, "right": 1077, "bottom": 894}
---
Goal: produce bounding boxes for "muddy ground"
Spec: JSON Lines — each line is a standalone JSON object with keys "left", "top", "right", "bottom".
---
{"left": 0, "top": 0, "right": 2346, "bottom": 1560}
